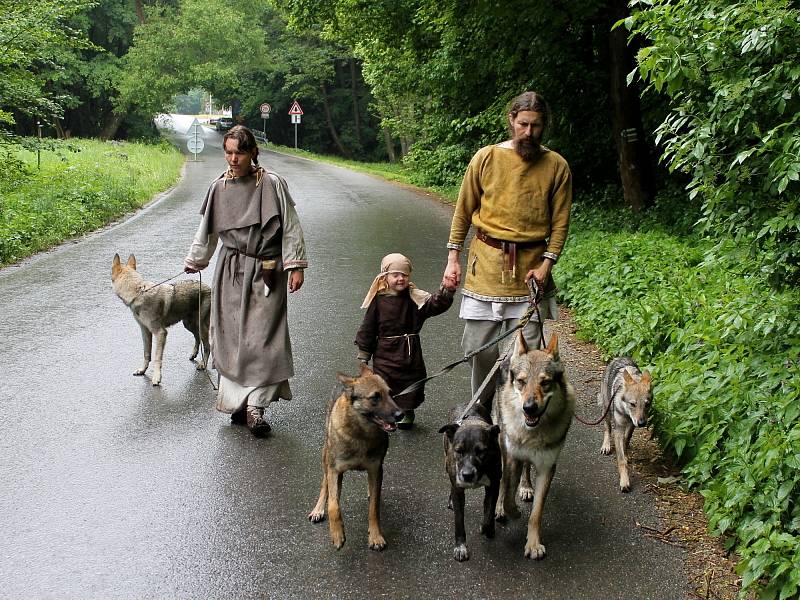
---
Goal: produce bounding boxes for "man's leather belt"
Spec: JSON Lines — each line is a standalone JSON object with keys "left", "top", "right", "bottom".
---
{"left": 475, "top": 230, "right": 544, "bottom": 250}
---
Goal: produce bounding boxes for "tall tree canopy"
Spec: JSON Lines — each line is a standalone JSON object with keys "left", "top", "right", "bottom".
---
{"left": 276, "top": 0, "right": 647, "bottom": 193}
{"left": 630, "top": 0, "right": 800, "bottom": 287}
{"left": 0, "top": 0, "right": 97, "bottom": 139}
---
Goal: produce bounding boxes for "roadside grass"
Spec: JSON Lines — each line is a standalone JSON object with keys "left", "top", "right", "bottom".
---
{"left": 0, "top": 138, "right": 184, "bottom": 266}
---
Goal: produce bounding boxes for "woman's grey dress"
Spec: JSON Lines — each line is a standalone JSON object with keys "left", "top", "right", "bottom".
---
{"left": 185, "top": 169, "right": 308, "bottom": 412}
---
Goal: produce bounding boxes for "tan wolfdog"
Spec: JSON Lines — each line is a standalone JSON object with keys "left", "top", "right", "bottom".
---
{"left": 494, "top": 331, "right": 575, "bottom": 559}
{"left": 111, "top": 253, "right": 211, "bottom": 386}
{"left": 598, "top": 357, "right": 653, "bottom": 492}
{"left": 308, "top": 364, "right": 404, "bottom": 551}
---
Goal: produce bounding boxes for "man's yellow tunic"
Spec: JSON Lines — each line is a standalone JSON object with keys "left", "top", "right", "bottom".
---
{"left": 448, "top": 145, "right": 572, "bottom": 301}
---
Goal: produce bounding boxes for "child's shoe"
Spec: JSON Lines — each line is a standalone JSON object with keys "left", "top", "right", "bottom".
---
{"left": 397, "top": 409, "right": 415, "bottom": 430}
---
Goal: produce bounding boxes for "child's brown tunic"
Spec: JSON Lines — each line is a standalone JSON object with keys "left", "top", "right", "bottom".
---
{"left": 356, "top": 287, "right": 453, "bottom": 410}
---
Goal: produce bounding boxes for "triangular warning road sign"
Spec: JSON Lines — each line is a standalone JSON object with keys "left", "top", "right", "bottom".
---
{"left": 288, "top": 101, "right": 304, "bottom": 115}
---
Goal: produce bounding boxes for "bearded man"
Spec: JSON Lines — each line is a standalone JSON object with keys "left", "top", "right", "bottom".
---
{"left": 442, "top": 91, "right": 573, "bottom": 403}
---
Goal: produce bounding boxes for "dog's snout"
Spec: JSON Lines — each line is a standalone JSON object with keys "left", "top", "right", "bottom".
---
{"left": 392, "top": 409, "right": 404, "bottom": 422}
{"left": 460, "top": 464, "right": 477, "bottom": 483}
{"left": 636, "top": 417, "right": 648, "bottom": 427}
{"left": 523, "top": 400, "right": 540, "bottom": 417}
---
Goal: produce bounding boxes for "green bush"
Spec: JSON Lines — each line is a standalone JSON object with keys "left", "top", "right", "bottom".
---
{"left": 558, "top": 226, "right": 800, "bottom": 599}
{"left": 402, "top": 143, "right": 474, "bottom": 188}
{"left": 0, "top": 138, "right": 184, "bottom": 265}
{"left": 630, "top": 0, "right": 800, "bottom": 288}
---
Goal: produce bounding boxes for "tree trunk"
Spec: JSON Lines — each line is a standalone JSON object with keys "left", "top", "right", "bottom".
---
{"left": 100, "top": 112, "right": 124, "bottom": 140}
{"left": 320, "top": 83, "right": 350, "bottom": 157}
{"left": 608, "top": 0, "right": 654, "bottom": 212}
{"left": 382, "top": 127, "right": 396, "bottom": 162}
{"left": 349, "top": 58, "right": 362, "bottom": 147}
{"left": 399, "top": 136, "right": 410, "bottom": 157}
{"left": 134, "top": 0, "right": 145, "bottom": 23}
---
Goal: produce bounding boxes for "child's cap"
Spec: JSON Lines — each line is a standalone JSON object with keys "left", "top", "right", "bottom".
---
{"left": 361, "top": 252, "right": 429, "bottom": 309}
{"left": 380, "top": 253, "right": 412, "bottom": 276}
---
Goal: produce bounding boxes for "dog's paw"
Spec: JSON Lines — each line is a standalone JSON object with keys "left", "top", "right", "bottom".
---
{"left": 133, "top": 369, "right": 146, "bottom": 376}
{"left": 600, "top": 443, "right": 612, "bottom": 455}
{"left": 619, "top": 478, "right": 631, "bottom": 493}
{"left": 330, "top": 529, "right": 346, "bottom": 549}
{"left": 518, "top": 485, "right": 534, "bottom": 503}
{"left": 453, "top": 544, "right": 469, "bottom": 562}
{"left": 368, "top": 533, "right": 387, "bottom": 552}
{"left": 195, "top": 362, "right": 206, "bottom": 371}
{"left": 307, "top": 509, "right": 326, "bottom": 523}
{"left": 524, "top": 541, "right": 547, "bottom": 560}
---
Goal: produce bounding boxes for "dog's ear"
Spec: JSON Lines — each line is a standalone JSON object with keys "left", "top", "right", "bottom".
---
{"left": 622, "top": 369, "right": 635, "bottom": 386}
{"left": 640, "top": 371, "right": 652, "bottom": 387}
{"left": 489, "top": 424, "right": 501, "bottom": 439}
{"left": 438, "top": 423, "right": 459, "bottom": 439}
{"left": 516, "top": 329, "right": 529, "bottom": 355}
{"left": 496, "top": 355, "right": 511, "bottom": 385}
{"left": 126, "top": 254, "right": 137, "bottom": 270}
{"left": 358, "top": 362, "right": 373, "bottom": 377}
{"left": 546, "top": 333, "right": 559, "bottom": 360}
{"left": 113, "top": 253, "right": 121, "bottom": 267}
{"left": 336, "top": 372, "right": 356, "bottom": 389}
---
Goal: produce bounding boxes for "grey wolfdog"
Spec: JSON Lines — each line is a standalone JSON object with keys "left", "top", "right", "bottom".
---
{"left": 493, "top": 331, "right": 575, "bottom": 560}
{"left": 598, "top": 357, "right": 652, "bottom": 492}
{"left": 111, "top": 253, "right": 211, "bottom": 386}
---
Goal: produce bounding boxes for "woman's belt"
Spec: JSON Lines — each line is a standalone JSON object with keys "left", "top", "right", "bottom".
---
{"left": 475, "top": 230, "right": 545, "bottom": 282}
{"left": 228, "top": 248, "right": 279, "bottom": 295}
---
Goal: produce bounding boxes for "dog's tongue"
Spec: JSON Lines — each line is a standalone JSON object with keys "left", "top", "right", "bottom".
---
{"left": 382, "top": 421, "right": 397, "bottom": 432}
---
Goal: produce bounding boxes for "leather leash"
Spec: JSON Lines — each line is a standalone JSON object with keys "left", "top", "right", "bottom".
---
{"left": 393, "top": 279, "right": 545, "bottom": 403}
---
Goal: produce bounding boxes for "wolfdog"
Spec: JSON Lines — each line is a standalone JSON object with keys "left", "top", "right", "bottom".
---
{"left": 598, "top": 357, "right": 652, "bottom": 492}
{"left": 494, "top": 331, "right": 575, "bottom": 559}
{"left": 111, "top": 253, "right": 211, "bottom": 386}
{"left": 308, "top": 364, "right": 404, "bottom": 551}
{"left": 439, "top": 402, "right": 502, "bottom": 562}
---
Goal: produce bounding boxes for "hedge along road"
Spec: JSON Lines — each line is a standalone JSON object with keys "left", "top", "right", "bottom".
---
{"left": 0, "top": 114, "right": 686, "bottom": 599}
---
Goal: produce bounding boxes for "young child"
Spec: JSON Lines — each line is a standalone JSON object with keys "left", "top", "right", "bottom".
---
{"left": 356, "top": 253, "right": 457, "bottom": 429}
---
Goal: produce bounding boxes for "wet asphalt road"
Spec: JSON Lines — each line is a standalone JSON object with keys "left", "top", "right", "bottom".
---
{"left": 0, "top": 115, "right": 686, "bottom": 599}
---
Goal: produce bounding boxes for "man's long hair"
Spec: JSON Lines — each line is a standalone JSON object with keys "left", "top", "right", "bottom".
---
{"left": 223, "top": 125, "right": 260, "bottom": 166}
{"left": 507, "top": 91, "right": 550, "bottom": 131}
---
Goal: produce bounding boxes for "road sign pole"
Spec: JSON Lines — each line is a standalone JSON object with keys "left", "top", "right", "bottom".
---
{"left": 294, "top": 123, "right": 297, "bottom": 149}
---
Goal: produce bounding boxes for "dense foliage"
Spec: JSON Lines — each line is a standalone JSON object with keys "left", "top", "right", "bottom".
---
{"left": 559, "top": 199, "right": 800, "bottom": 599}
{"left": 0, "top": 0, "right": 97, "bottom": 147}
{"left": 0, "top": 138, "right": 183, "bottom": 264}
{"left": 276, "top": 0, "right": 621, "bottom": 189}
{"left": 629, "top": 0, "right": 800, "bottom": 288}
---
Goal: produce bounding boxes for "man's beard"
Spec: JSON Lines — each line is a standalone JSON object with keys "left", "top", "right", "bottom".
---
{"left": 515, "top": 136, "right": 542, "bottom": 162}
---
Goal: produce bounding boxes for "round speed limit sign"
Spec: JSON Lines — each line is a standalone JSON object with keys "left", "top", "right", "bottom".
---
{"left": 260, "top": 103, "right": 272, "bottom": 114}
